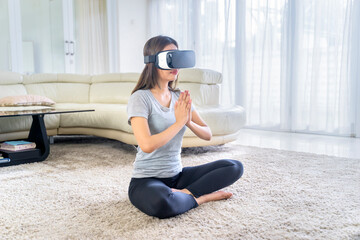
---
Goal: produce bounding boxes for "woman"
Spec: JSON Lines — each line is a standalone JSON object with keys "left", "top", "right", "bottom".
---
{"left": 127, "top": 35, "right": 243, "bottom": 219}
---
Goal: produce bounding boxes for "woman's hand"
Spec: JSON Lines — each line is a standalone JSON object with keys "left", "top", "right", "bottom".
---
{"left": 185, "top": 91, "right": 193, "bottom": 126}
{"left": 174, "top": 91, "right": 191, "bottom": 126}
{"left": 181, "top": 91, "right": 212, "bottom": 141}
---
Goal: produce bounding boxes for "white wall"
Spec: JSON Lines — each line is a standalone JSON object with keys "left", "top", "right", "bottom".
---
{"left": 117, "top": 0, "right": 148, "bottom": 73}
{"left": 21, "top": 0, "right": 51, "bottom": 73}
{"left": 20, "top": 0, "right": 64, "bottom": 73}
{"left": 2, "top": 0, "right": 148, "bottom": 74}
{"left": 0, "top": 0, "right": 10, "bottom": 71}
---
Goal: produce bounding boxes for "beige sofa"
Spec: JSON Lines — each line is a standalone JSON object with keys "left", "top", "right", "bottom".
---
{"left": 0, "top": 68, "right": 245, "bottom": 147}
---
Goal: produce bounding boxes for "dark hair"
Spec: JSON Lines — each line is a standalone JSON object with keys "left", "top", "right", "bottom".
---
{"left": 131, "top": 35, "right": 179, "bottom": 94}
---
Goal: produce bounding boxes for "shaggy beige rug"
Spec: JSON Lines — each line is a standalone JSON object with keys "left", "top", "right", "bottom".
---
{"left": 0, "top": 136, "right": 359, "bottom": 240}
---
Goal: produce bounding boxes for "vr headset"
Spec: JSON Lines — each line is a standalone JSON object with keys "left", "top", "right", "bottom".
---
{"left": 144, "top": 50, "right": 195, "bottom": 70}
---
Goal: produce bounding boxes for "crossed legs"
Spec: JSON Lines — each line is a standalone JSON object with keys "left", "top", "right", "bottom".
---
{"left": 128, "top": 159, "right": 243, "bottom": 219}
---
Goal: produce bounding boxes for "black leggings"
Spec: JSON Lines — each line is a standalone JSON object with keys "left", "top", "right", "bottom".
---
{"left": 128, "top": 159, "right": 243, "bottom": 219}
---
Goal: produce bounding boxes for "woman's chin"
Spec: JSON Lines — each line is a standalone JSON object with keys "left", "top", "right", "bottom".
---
{"left": 168, "top": 76, "right": 177, "bottom": 82}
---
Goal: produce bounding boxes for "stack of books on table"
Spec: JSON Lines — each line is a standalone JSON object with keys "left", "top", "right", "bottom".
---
{"left": 0, "top": 152, "right": 11, "bottom": 163}
{"left": 0, "top": 140, "right": 41, "bottom": 162}
{"left": 0, "top": 140, "right": 36, "bottom": 151}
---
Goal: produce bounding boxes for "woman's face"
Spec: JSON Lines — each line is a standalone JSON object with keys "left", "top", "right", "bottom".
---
{"left": 157, "top": 43, "right": 179, "bottom": 83}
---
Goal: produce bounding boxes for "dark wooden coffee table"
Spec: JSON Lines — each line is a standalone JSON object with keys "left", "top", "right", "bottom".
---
{"left": 0, "top": 109, "right": 94, "bottom": 167}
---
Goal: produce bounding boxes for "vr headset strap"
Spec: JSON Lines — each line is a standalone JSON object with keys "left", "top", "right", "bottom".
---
{"left": 144, "top": 55, "right": 156, "bottom": 64}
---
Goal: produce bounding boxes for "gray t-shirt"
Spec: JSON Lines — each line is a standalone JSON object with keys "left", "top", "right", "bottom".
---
{"left": 127, "top": 89, "right": 192, "bottom": 178}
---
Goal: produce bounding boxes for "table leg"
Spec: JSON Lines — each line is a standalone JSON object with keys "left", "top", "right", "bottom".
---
{"left": 27, "top": 114, "right": 50, "bottom": 162}
{"left": 0, "top": 114, "right": 50, "bottom": 167}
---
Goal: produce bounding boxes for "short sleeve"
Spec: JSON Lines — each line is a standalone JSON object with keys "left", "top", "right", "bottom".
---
{"left": 127, "top": 90, "right": 151, "bottom": 125}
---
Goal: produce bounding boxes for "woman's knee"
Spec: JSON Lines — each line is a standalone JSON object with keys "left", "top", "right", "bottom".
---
{"left": 223, "top": 159, "right": 244, "bottom": 180}
{"left": 130, "top": 189, "right": 177, "bottom": 219}
{"left": 148, "top": 197, "right": 177, "bottom": 219}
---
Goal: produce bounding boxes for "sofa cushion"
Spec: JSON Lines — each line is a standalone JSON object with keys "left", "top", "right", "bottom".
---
{"left": 55, "top": 103, "right": 245, "bottom": 138}
{"left": 25, "top": 83, "right": 90, "bottom": 103}
{"left": 184, "top": 105, "right": 246, "bottom": 137}
{"left": 0, "top": 113, "right": 60, "bottom": 134}
{"left": 23, "top": 73, "right": 91, "bottom": 104}
{"left": 0, "top": 95, "right": 55, "bottom": 107}
{"left": 89, "top": 73, "right": 139, "bottom": 104}
{"left": 177, "top": 83, "right": 219, "bottom": 106}
{"left": 0, "top": 72, "right": 27, "bottom": 99}
{"left": 55, "top": 103, "right": 132, "bottom": 133}
{"left": 0, "top": 85, "right": 28, "bottom": 99}
{"left": 0, "top": 71, "right": 23, "bottom": 84}
{"left": 90, "top": 82, "right": 136, "bottom": 104}
{"left": 91, "top": 73, "right": 140, "bottom": 83}
{"left": 178, "top": 68, "right": 222, "bottom": 84}
{"left": 23, "top": 73, "right": 91, "bottom": 84}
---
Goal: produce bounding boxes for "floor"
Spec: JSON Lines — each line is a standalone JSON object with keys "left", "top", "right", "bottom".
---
{"left": 235, "top": 128, "right": 360, "bottom": 159}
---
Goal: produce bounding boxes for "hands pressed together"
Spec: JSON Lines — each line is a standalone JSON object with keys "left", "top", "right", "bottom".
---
{"left": 174, "top": 90, "right": 192, "bottom": 126}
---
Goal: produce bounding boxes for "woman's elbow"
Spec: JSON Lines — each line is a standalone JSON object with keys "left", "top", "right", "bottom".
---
{"left": 206, "top": 128, "right": 212, "bottom": 141}
{"left": 139, "top": 143, "right": 156, "bottom": 153}
{"left": 204, "top": 135, "right": 212, "bottom": 141}
{"left": 203, "top": 130, "right": 212, "bottom": 141}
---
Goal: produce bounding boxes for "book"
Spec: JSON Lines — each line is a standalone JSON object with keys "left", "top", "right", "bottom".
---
{"left": 0, "top": 158, "right": 11, "bottom": 164}
{"left": 3, "top": 140, "right": 33, "bottom": 145}
{"left": 0, "top": 140, "right": 36, "bottom": 151}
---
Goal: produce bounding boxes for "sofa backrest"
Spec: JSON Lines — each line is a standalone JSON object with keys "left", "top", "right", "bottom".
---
{"left": 23, "top": 74, "right": 91, "bottom": 103}
{"left": 90, "top": 73, "right": 139, "bottom": 104}
{"left": 177, "top": 68, "right": 222, "bottom": 106}
{"left": 89, "top": 69, "right": 222, "bottom": 106}
{"left": 1, "top": 68, "right": 222, "bottom": 106}
{"left": 0, "top": 72, "right": 27, "bottom": 99}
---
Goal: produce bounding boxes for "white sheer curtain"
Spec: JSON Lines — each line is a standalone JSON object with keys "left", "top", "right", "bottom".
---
{"left": 148, "top": 0, "right": 236, "bottom": 104}
{"left": 244, "top": 0, "right": 360, "bottom": 136}
{"left": 352, "top": 0, "right": 360, "bottom": 137}
{"left": 244, "top": 0, "right": 285, "bottom": 128}
{"left": 148, "top": 0, "right": 195, "bottom": 50}
{"left": 147, "top": 0, "right": 360, "bottom": 137}
{"left": 286, "top": 0, "right": 357, "bottom": 136}
{"left": 75, "top": 0, "right": 108, "bottom": 74}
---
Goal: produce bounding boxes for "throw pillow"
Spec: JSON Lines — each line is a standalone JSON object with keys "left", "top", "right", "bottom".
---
{"left": 0, "top": 106, "right": 54, "bottom": 115}
{"left": 0, "top": 95, "right": 55, "bottom": 107}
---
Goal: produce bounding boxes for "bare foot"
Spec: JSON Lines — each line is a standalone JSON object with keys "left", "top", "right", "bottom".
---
{"left": 171, "top": 188, "right": 233, "bottom": 205}
{"left": 195, "top": 191, "right": 233, "bottom": 205}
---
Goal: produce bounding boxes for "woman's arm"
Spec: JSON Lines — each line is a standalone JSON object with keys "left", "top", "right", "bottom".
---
{"left": 131, "top": 117, "right": 185, "bottom": 153}
{"left": 131, "top": 92, "right": 191, "bottom": 153}
{"left": 186, "top": 109, "right": 212, "bottom": 141}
